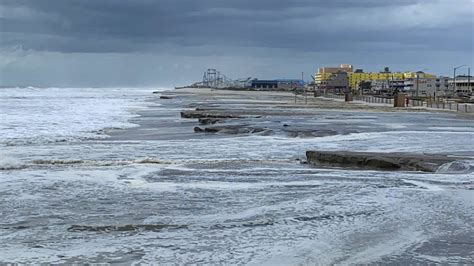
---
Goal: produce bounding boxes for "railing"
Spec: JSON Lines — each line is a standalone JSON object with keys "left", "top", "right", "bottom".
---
{"left": 322, "top": 94, "right": 473, "bottom": 113}
{"left": 425, "top": 100, "right": 474, "bottom": 113}
{"left": 323, "top": 94, "right": 345, "bottom": 100}
{"left": 354, "top": 95, "right": 394, "bottom": 105}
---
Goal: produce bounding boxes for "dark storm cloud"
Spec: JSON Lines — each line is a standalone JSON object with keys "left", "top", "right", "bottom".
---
{"left": 2, "top": 0, "right": 469, "bottom": 54}
{"left": 1, "top": 0, "right": 473, "bottom": 87}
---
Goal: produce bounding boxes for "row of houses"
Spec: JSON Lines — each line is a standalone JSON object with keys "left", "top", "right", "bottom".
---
{"left": 315, "top": 64, "right": 473, "bottom": 98}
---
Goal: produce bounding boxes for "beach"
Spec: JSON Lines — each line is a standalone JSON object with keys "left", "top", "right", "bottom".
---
{"left": 1, "top": 87, "right": 473, "bottom": 264}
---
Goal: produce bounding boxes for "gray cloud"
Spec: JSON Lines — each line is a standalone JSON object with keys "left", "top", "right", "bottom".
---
{"left": 0, "top": 0, "right": 473, "bottom": 86}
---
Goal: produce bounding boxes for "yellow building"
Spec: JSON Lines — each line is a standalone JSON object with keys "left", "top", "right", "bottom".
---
{"left": 315, "top": 64, "right": 435, "bottom": 91}
{"left": 315, "top": 64, "right": 353, "bottom": 88}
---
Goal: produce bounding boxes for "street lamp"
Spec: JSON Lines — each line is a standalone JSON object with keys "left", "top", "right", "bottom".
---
{"left": 454, "top": 65, "right": 467, "bottom": 95}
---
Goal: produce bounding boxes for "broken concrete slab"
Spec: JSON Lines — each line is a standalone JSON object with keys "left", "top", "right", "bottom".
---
{"left": 306, "top": 150, "right": 466, "bottom": 172}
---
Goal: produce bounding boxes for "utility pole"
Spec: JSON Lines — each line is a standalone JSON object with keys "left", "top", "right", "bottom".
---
{"left": 303, "top": 72, "right": 307, "bottom": 105}
{"left": 416, "top": 72, "right": 419, "bottom": 98}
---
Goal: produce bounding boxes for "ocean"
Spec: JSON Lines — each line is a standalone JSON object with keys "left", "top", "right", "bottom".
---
{"left": 1, "top": 87, "right": 473, "bottom": 264}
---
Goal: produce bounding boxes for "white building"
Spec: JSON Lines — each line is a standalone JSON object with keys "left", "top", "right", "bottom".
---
{"left": 448, "top": 76, "right": 473, "bottom": 96}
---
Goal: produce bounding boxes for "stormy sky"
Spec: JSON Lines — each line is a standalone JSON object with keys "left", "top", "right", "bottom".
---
{"left": 1, "top": 0, "right": 473, "bottom": 87}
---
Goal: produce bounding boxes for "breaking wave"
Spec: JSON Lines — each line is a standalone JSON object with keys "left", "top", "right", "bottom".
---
{"left": 0, "top": 87, "right": 152, "bottom": 146}
{"left": 0, "top": 156, "right": 26, "bottom": 170}
{"left": 436, "top": 160, "right": 474, "bottom": 174}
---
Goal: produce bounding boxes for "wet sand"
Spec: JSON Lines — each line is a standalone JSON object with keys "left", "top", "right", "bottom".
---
{"left": 111, "top": 88, "right": 463, "bottom": 141}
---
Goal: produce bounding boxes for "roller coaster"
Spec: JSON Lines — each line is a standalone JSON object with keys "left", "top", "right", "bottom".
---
{"left": 187, "top": 68, "right": 250, "bottom": 89}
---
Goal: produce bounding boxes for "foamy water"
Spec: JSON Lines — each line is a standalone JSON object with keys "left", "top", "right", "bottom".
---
{"left": 0, "top": 87, "right": 157, "bottom": 145}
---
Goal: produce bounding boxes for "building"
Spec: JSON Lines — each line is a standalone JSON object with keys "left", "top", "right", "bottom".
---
{"left": 358, "top": 80, "right": 372, "bottom": 94}
{"left": 315, "top": 64, "right": 353, "bottom": 89}
{"left": 350, "top": 71, "right": 403, "bottom": 91}
{"left": 436, "top": 76, "right": 450, "bottom": 95}
{"left": 250, "top": 80, "right": 278, "bottom": 89}
{"left": 315, "top": 64, "right": 436, "bottom": 93}
{"left": 448, "top": 75, "right": 473, "bottom": 96}
{"left": 319, "top": 71, "right": 349, "bottom": 92}
{"left": 403, "top": 76, "right": 474, "bottom": 98}
{"left": 275, "top": 79, "right": 305, "bottom": 90}
{"left": 350, "top": 69, "right": 436, "bottom": 92}
{"left": 403, "top": 77, "right": 438, "bottom": 97}
{"left": 388, "top": 79, "right": 406, "bottom": 93}
{"left": 250, "top": 79, "right": 304, "bottom": 90}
